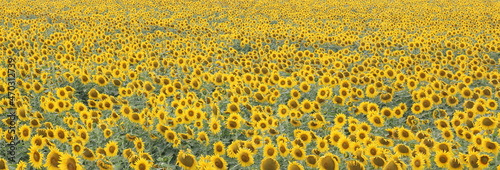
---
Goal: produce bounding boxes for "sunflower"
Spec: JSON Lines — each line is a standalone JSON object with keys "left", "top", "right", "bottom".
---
{"left": 81, "top": 147, "right": 96, "bottom": 161}
{"left": 365, "top": 84, "right": 378, "bottom": 98}
{"left": 17, "top": 160, "right": 28, "bottom": 170}
{"left": 133, "top": 138, "right": 145, "bottom": 153}
{"left": 177, "top": 150, "right": 197, "bottom": 170}
{"left": 196, "top": 131, "right": 210, "bottom": 146}
{"left": 287, "top": 161, "right": 304, "bottom": 170}
{"left": 446, "top": 96, "right": 459, "bottom": 106}
{"left": 398, "top": 128, "right": 414, "bottom": 141}
{"left": 263, "top": 143, "right": 277, "bottom": 158}
{"left": 45, "top": 101, "right": 57, "bottom": 112}
{"left": 447, "top": 157, "right": 462, "bottom": 170}
{"left": 365, "top": 144, "right": 380, "bottom": 157}
{"left": 59, "top": 153, "right": 83, "bottom": 170}
{"left": 96, "top": 160, "right": 113, "bottom": 170}
{"left": 16, "top": 105, "right": 29, "bottom": 121}
{"left": 346, "top": 160, "right": 364, "bottom": 170}
{"left": 105, "top": 141, "right": 119, "bottom": 157}
{"left": 461, "top": 88, "right": 473, "bottom": 99}
{"left": 56, "top": 88, "right": 69, "bottom": 99}
{"left": 32, "top": 81, "right": 44, "bottom": 93}
{"left": 394, "top": 144, "right": 411, "bottom": 157}
{"left": 436, "top": 141, "right": 453, "bottom": 153}
{"left": 467, "top": 152, "right": 480, "bottom": 169}
{"left": 88, "top": 88, "right": 100, "bottom": 99}
{"left": 29, "top": 147, "right": 44, "bottom": 169}
{"left": 18, "top": 124, "right": 31, "bottom": 141}
{"left": 420, "top": 98, "right": 433, "bottom": 111}
{"left": 45, "top": 147, "right": 62, "bottom": 170}
{"left": 299, "top": 82, "right": 310, "bottom": 92}
{"left": 410, "top": 154, "right": 427, "bottom": 170}
{"left": 30, "top": 135, "right": 45, "bottom": 150}
{"left": 303, "top": 155, "right": 318, "bottom": 167}
{"left": 237, "top": 148, "right": 254, "bottom": 167}
{"left": 380, "top": 93, "right": 393, "bottom": 103}
{"left": 253, "top": 92, "right": 267, "bottom": 103}
{"left": 0, "top": 158, "right": 8, "bottom": 170}
{"left": 278, "top": 142, "right": 289, "bottom": 157}
{"left": 434, "top": 151, "right": 452, "bottom": 168}
{"left": 371, "top": 156, "right": 386, "bottom": 168}
{"left": 317, "top": 87, "right": 331, "bottom": 99}
{"left": 333, "top": 113, "right": 347, "bottom": 127}
{"left": 226, "top": 103, "right": 240, "bottom": 114}
{"left": 409, "top": 101, "right": 424, "bottom": 115}
{"left": 380, "top": 107, "right": 393, "bottom": 118}
{"left": 133, "top": 158, "right": 152, "bottom": 170}
{"left": 129, "top": 113, "right": 143, "bottom": 124}
{"left": 211, "top": 155, "right": 227, "bottom": 170}
{"left": 318, "top": 153, "right": 339, "bottom": 170}
{"left": 260, "top": 157, "right": 280, "bottom": 170}
{"left": 337, "top": 136, "right": 352, "bottom": 154}
{"left": 376, "top": 136, "right": 394, "bottom": 147}
{"left": 54, "top": 127, "right": 68, "bottom": 143}
{"left": 290, "top": 146, "right": 306, "bottom": 160}
{"left": 316, "top": 138, "right": 329, "bottom": 153}
{"left": 472, "top": 102, "right": 487, "bottom": 114}
{"left": 297, "top": 131, "right": 312, "bottom": 144}
{"left": 478, "top": 154, "right": 490, "bottom": 168}
{"left": 368, "top": 114, "right": 384, "bottom": 127}
{"left": 482, "top": 138, "right": 499, "bottom": 154}
{"left": 94, "top": 75, "right": 108, "bottom": 86}
{"left": 441, "top": 128, "right": 454, "bottom": 141}
{"left": 300, "top": 100, "right": 314, "bottom": 113}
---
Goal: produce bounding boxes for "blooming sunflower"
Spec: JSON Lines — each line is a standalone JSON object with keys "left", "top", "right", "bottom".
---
{"left": 29, "top": 147, "right": 44, "bottom": 169}
{"left": 133, "top": 158, "right": 152, "bottom": 170}
{"left": 287, "top": 161, "right": 304, "bottom": 170}
{"left": 105, "top": 141, "right": 119, "bottom": 157}
{"left": 177, "top": 150, "right": 197, "bottom": 170}
{"left": 318, "top": 153, "right": 339, "bottom": 170}
{"left": 45, "top": 147, "right": 62, "bottom": 170}
{"left": 237, "top": 148, "right": 254, "bottom": 167}
{"left": 211, "top": 155, "right": 227, "bottom": 170}
{"left": 434, "top": 151, "right": 452, "bottom": 168}
{"left": 290, "top": 146, "right": 306, "bottom": 161}
{"left": 18, "top": 124, "right": 31, "bottom": 141}
{"left": 59, "top": 153, "right": 83, "bottom": 170}
{"left": 263, "top": 143, "right": 277, "bottom": 158}
{"left": 260, "top": 157, "right": 280, "bottom": 170}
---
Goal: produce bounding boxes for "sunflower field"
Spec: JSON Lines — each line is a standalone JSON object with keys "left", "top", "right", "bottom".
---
{"left": 0, "top": 0, "right": 499, "bottom": 169}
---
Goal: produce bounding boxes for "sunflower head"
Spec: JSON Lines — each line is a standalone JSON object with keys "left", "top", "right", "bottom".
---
{"left": 260, "top": 157, "right": 280, "bottom": 170}
{"left": 177, "top": 150, "right": 197, "bottom": 170}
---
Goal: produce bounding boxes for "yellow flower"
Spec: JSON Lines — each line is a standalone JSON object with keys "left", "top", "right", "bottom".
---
{"left": 290, "top": 146, "right": 306, "bottom": 161}
{"left": 45, "top": 147, "right": 62, "bottom": 170}
{"left": 299, "top": 81, "right": 310, "bottom": 93}
{"left": 287, "top": 161, "right": 304, "bottom": 170}
{"left": 177, "top": 150, "right": 197, "bottom": 170}
{"left": 105, "top": 141, "right": 119, "bottom": 157}
{"left": 211, "top": 155, "right": 227, "bottom": 170}
{"left": 368, "top": 113, "right": 384, "bottom": 127}
{"left": 54, "top": 127, "right": 68, "bottom": 143}
{"left": 263, "top": 143, "right": 278, "bottom": 158}
{"left": 59, "top": 153, "right": 83, "bottom": 170}
{"left": 18, "top": 124, "right": 31, "bottom": 141}
{"left": 28, "top": 147, "right": 44, "bottom": 169}
{"left": 236, "top": 148, "right": 254, "bottom": 167}
{"left": 134, "top": 138, "right": 145, "bottom": 153}
{"left": 71, "top": 142, "right": 84, "bottom": 156}
{"left": 434, "top": 151, "right": 452, "bottom": 168}
{"left": 133, "top": 158, "right": 152, "bottom": 170}
{"left": 318, "top": 153, "right": 339, "bottom": 170}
